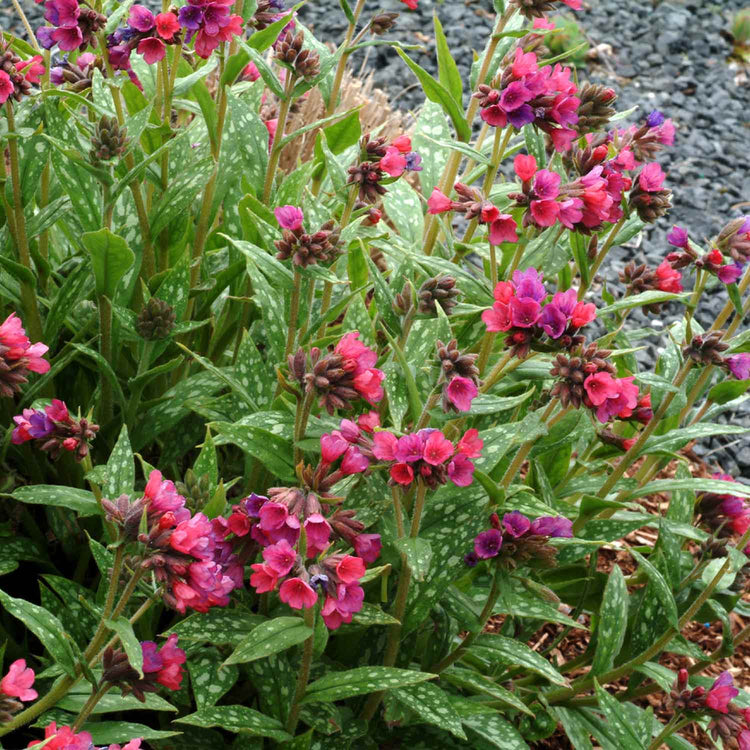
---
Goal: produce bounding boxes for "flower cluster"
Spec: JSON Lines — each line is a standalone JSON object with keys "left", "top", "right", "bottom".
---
{"left": 667, "top": 224, "right": 745, "bottom": 286}
{"left": 437, "top": 339, "right": 480, "bottom": 412}
{"left": 0, "top": 45, "right": 44, "bottom": 104}
{"left": 628, "top": 162, "right": 672, "bottom": 223}
{"left": 473, "top": 48, "right": 580, "bottom": 151}
{"left": 12, "top": 399, "right": 99, "bottom": 461}
{"left": 108, "top": 5, "right": 181, "bottom": 66}
{"left": 102, "top": 471, "right": 243, "bottom": 613}
{"left": 178, "top": 0, "right": 243, "bottom": 58}
{"left": 274, "top": 206, "right": 341, "bottom": 267}
{"left": 724, "top": 352, "right": 750, "bottom": 380}
{"left": 28, "top": 723, "right": 141, "bottom": 750}
{"left": 0, "top": 313, "right": 50, "bottom": 398}
{"left": 288, "top": 332, "right": 385, "bottom": 414}
{"left": 103, "top": 634, "right": 186, "bottom": 701}
{"left": 0, "top": 659, "right": 36, "bottom": 723}
{"left": 467, "top": 511, "right": 573, "bottom": 568}
{"left": 372, "top": 427, "right": 482, "bottom": 488}
{"left": 37, "top": 0, "right": 106, "bottom": 52}
{"left": 698, "top": 473, "right": 750, "bottom": 537}
{"left": 428, "top": 182, "right": 518, "bottom": 245}
{"left": 619, "top": 259, "right": 683, "bottom": 313}
{"left": 347, "top": 134, "right": 422, "bottom": 203}
{"left": 583, "top": 371, "right": 640, "bottom": 424}
{"left": 482, "top": 270, "right": 596, "bottom": 358}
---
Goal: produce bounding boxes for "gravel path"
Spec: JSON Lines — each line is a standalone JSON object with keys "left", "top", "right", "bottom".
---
{"left": 9, "top": 0, "right": 750, "bottom": 475}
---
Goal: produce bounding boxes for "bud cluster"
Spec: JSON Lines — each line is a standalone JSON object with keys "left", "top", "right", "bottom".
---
{"left": 90, "top": 115, "right": 131, "bottom": 164}
{"left": 275, "top": 30, "right": 320, "bottom": 80}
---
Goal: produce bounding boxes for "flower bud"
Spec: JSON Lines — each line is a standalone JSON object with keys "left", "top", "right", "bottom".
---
{"left": 136, "top": 298, "right": 176, "bottom": 340}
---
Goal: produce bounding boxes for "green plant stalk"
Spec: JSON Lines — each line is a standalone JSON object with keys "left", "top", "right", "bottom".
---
{"left": 262, "top": 72, "right": 297, "bottom": 203}
{"left": 324, "top": 0, "right": 367, "bottom": 119}
{"left": 80, "top": 454, "right": 116, "bottom": 541}
{"left": 431, "top": 562, "right": 502, "bottom": 673}
{"left": 294, "top": 389, "right": 315, "bottom": 465}
{"left": 415, "top": 386, "right": 442, "bottom": 431}
{"left": 125, "top": 340, "right": 154, "bottom": 426}
{"left": 476, "top": 332, "right": 497, "bottom": 375}
{"left": 457, "top": 121, "right": 490, "bottom": 183}
{"left": 461, "top": 126, "right": 513, "bottom": 245}
{"left": 577, "top": 216, "right": 625, "bottom": 300}
{"left": 71, "top": 681, "right": 111, "bottom": 732}
{"left": 285, "top": 270, "right": 303, "bottom": 360}
{"left": 11, "top": 0, "right": 41, "bottom": 51}
{"left": 360, "top": 479, "right": 429, "bottom": 721}
{"left": 285, "top": 605, "right": 316, "bottom": 735}
{"left": 422, "top": 4, "right": 516, "bottom": 256}
{"left": 479, "top": 349, "right": 513, "bottom": 390}
{"left": 98, "top": 294, "right": 114, "bottom": 424}
{"left": 546, "top": 523, "right": 750, "bottom": 704}
{"left": 297, "top": 276, "right": 316, "bottom": 344}
{"left": 5, "top": 101, "right": 44, "bottom": 343}
{"left": 507, "top": 225, "right": 536, "bottom": 279}
{"left": 647, "top": 716, "right": 691, "bottom": 750}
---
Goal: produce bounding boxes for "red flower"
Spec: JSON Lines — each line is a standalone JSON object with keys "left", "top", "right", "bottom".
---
{"left": 279, "top": 577, "right": 317, "bottom": 609}
{"left": 445, "top": 376, "right": 478, "bottom": 412}
{"left": 137, "top": 37, "right": 166, "bottom": 64}
{"left": 514, "top": 153, "right": 537, "bottom": 182}
{"left": 422, "top": 431, "right": 454, "bottom": 466}
{"left": 427, "top": 188, "right": 454, "bottom": 214}
{"left": 155, "top": 12, "right": 180, "bottom": 40}
{"left": 399, "top": 0, "right": 417, "bottom": 8}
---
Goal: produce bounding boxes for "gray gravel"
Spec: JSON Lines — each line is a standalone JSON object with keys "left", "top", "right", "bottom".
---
{"left": 10, "top": 0, "right": 750, "bottom": 475}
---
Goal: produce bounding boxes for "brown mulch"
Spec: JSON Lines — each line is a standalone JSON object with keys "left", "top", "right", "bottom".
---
{"left": 483, "top": 446, "right": 750, "bottom": 748}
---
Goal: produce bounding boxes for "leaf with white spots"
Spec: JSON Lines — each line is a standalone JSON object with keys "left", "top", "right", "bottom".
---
{"left": 461, "top": 712, "right": 530, "bottom": 750}
{"left": 247, "top": 651, "right": 296, "bottom": 723}
{"left": 442, "top": 667, "right": 533, "bottom": 715}
{"left": 103, "top": 425, "right": 135, "bottom": 500}
{"left": 12, "top": 485, "right": 100, "bottom": 517}
{"left": 222, "top": 616, "right": 313, "bottom": 666}
{"left": 188, "top": 648, "right": 239, "bottom": 709}
{"left": 394, "top": 538, "right": 433, "bottom": 582}
{"left": 104, "top": 616, "right": 143, "bottom": 678}
{"left": 211, "top": 422, "right": 295, "bottom": 483}
{"left": 0, "top": 537, "right": 47, "bottom": 576}
{"left": 470, "top": 634, "right": 568, "bottom": 686}
{"left": 163, "top": 608, "right": 265, "bottom": 646}
{"left": 300, "top": 667, "right": 436, "bottom": 704}
{"left": 83, "top": 721, "right": 180, "bottom": 744}
{"left": 593, "top": 680, "right": 648, "bottom": 750}
{"left": 235, "top": 330, "right": 275, "bottom": 409}
{"left": 193, "top": 427, "right": 219, "bottom": 488}
{"left": 390, "top": 682, "right": 466, "bottom": 739}
{"left": 382, "top": 178, "right": 424, "bottom": 245}
{"left": 175, "top": 705, "right": 290, "bottom": 742}
{"left": 351, "top": 603, "right": 399, "bottom": 627}
{"left": 630, "top": 549, "right": 678, "bottom": 628}
{"left": 252, "top": 269, "right": 287, "bottom": 364}
{"left": 591, "top": 564, "right": 628, "bottom": 675}
{"left": 59, "top": 688, "right": 177, "bottom": 714}
{"left": 0, "top": 590, "right": 79, "bottom": 678}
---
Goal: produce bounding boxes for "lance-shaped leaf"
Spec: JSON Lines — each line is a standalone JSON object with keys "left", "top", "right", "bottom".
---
{"left": 222, "top": 617, "right": 313, "bottom": 666}
{"left": 300, "top": 667, "right": 436, "bottom": 704}
{"left": 390, "top": 681, "right": 466, "bottom": 739}
{"left": 470, "top": 634, "right": 568, "bottom": 686}
{"left": 81, "top": 229, "right": 135, "bottom": 299}
{"left": 591, "top": 565, "right": 628, "bottom": 675}
{"left": 175, "top": 705, "right": 291, "bottom": 742}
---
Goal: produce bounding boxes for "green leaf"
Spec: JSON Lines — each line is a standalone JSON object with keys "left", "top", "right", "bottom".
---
{"left": 83, "top": 722, "right": 180, "bottom": 744}
{"left": 395, "top": 48, "right": 471, "bottom": 141}
{"left": 81, "top": 229, "right": 135, "bottom": 299}
{"left": 462, "top": 712, "right": 530, "bottom": 750}
{"left": 164, "top": 608, "right": 265, "bottom": 646}
{"left": 708, "top": 379, "right": 750, "bottom": 406}
{"left": 321, "top": 108, "right": 362, "bottom": 154}
{"left": 247, "top": 5, "right": 303, "bottom": 51}
{"left": 524, "top": 124, "right": 546, "bottom": 165}
{"left": 593, "top": 680, "right": 647, "bottom": 750}
{"left": 598, "top": 291, "right": 688, "bottom": 316}
{"left": 189, "top": 649, "right": 239, "bottom": 709}
{"left": 351, "top": 602, "right": 400, "bottom": 626}
{"left": 103, "top": 425, "right": 135, "bottom": 500}
{"left": 382, "top": 177, "right": 424, "bottom": 244}
{"left": 194, "top": 427, "right": 219, "bottom": 487}
{"left": 412, "top": 100, "right": 452, "bottom": 196}
{"left": 442, "top": 667, "right": 533, "bottom": 715}
{"left": 554, "top": 707, "right": 594, "bottom": 750}
{"left": 394, "top": 538, "right": 432, "bottom": 582}
{"left": 630, "top": 549, "right": 678, "bottom": 627}
{"left": 433, "top": 13, "right": 463, "bottom": 103}
{"left": 71, "top": 343, "right": 127, "bottom": 409}
{"left": 622, "top": 477, "right": 750, "bottom": 502}
{"left": 470, "top": 634, "right": 568, "bottom": 686}
{"left": 727, "top": 282, "right": 743, "bottom": 316}
{"left": 11, "top": 485, "right": 100, "bottom": 517}
{"left": 175, "top": 706, "right": 291, "bottom": 742}
{"left": 591, "top": 565, "right": 628, "bottom": 675}
{"left": 104, "top": 616, "right": 143, "bottom": 678}
{"left": 301, "top": 667, "right": 436, "bottom": 704}
{"left": 0, "top": 590, "right": 77, "bottom": 677}
{"left": 223, "top": 617, "right": 313, "bottom": 666}
{"left": 211, "top": 422, "right": 295, "bottom": 483}
{"left": 391, "top": 681, "right": 467, "bottom": 739}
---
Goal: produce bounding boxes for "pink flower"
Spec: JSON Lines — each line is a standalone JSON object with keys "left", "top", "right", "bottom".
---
{"left": 457, "top": 429, "right": 483, "bottom": 458}
{"left": 27, "top": 722, "right": 93, "bottom": 750}
{"left": 155, "top": 12, "right": 180, "bottom": 39}
{"left": 304, "top": 513, "right": 332, "bottom": 556}
{"left": 481, "top": 303, "right": 511, "bottom": 332}
{"left": 242, "top": 61, "right": 260, "bottom": 81}
{"left": 258, "top": 501, "right": 289, "bottom": 531}
{"left": 321, "top": 432, "right": 348, "bottom": 463}
{"left": 718, "top": 264, "right": 743, "bottom": 285}
{"left": 448, "top": 453, "right": 475, "bottom": 486}
{"left": 335, "top": 331, "right": 377, "bottom": 371}
{"left": 137, "top": 37, "right": 166, "bottom": 64}
{"left": 655, "top": 261, "right": 683, "bottom": 292}
{"left": 250, "top": 563, "right": 278, "bottom": 593}
{"left": 514, "top": 154, "right": 537, "bottom": 182}
{"left": 279, "top": 577, "right": 317, "bottom": 609}
{"left": 391, "top": 135, "right": 411, "bottom": 153}
{"left": 341, "top": 446, "right": 369, "bottom": 475}
{"left": 727, "top": 354, "right": 750, "bottom": 380}
{"left": 570, "top": 301, "right": 596, "bottom": 328}
{"left": 584, "top": 372, "right": 620, "bottom": 406}
{"left": 399, "top": 0, "right": 417, "bottom": 9}
{"left": 353, "top": 533, "right": 381, "bottom": 562}
{"left": 391, "top": 462, "right": 414, "bottom": 485}
{"left": 705, "top": 671, "right": 739, "bottom": 714}
{"left": 530, "top": 199, "right": 560, "bottom": 227}
{"left": 357, "top": 411, "right": 380, "bottom": 433}
{"left": 373, "top": 431, "right": 399, "bottom": 461}
{"left": 512, "top": 47, "right": 538, "bottom": 77}
{"left": 549, "top": 127, "right": 577, "bottom": 153}
{"left": 16, "top": 56, "right": 45, "bottom": 84}
{"left": 427, "top": 188, "right": 454, "bottom": 214}
{"left": 510, "top": 297, "right": 541, "bottom": 327}
{"left": 639, "top": 162, "right": 665, "bottom": 192}
{"left": 1, "top": 659, "right": 37, "bottom": 701}
{"left": 274, "top": 205, "right": 304, "bottom": 231}
{"left": 445, "top": 376, "right": 478, "bottom": 412}
{"left": 503, "top": 511, "right": 531, "bottom": 537}
{"left": 144, "top": 470, "right": 186, "bottom": 516}
{"left": 488, "top": 215, "right": 519, "bottom": 244}
{"left": 170, "top": 513, "right": 214, "bottom": 559}
{"left": 262, "top": 539, "right": 297, "bottom": 576}
{"left": 128, "top": 4, "right": 155, "bottom": 31}
{"left": 335, "top": 555, "right": 366, "bottom": 583}
{"left": 532, "top": 17, "right": 555, "bottom": 30}
{"left": 534, "top": 170, "right": 561, "bottom": 200}
{"left": 422, "top": 431, "right": 454, "bottom": 466}
{"left": 380, "top": 146, "right": 407, "bottom": 177}
{"left": 0, "top": 71, "right": 13, "bottom": 104}
{"left": 352, "top": 368, "right": 385, "bottom": 404}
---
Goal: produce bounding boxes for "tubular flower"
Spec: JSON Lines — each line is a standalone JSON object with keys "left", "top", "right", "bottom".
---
{"left": 37, "top": 0, "right": 106, "bottom": 52}
{"left": 0, "top": 313, "right": 50, "bottom": 397}
{"left": 178, "top": 0, "right": 243, "bottom": 58}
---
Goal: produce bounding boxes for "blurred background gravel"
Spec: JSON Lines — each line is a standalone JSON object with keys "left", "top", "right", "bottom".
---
{"left": 8, "top": 0, "right": 750, "bottom": 475}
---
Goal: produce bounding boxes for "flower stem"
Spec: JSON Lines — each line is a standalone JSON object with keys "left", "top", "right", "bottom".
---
{"left": 578, "top": 217, "right": 625, "bottom": 300}
{"left": 285, "top": 606, "right": 316, "bottom": 735}
{"left": 285, "top": 269, "right": 303, "bottom": 359}
{"left": 262, "top": 72, "right": 297, "bottom": 204}
{"left": 10, "top": 0, "right": 41, "bottom": 52}
{"left": 647, "top": 716, "right": 691, "bottom": 750}
{"left": 97, "top": 294, "right": 114, "bottom": 424}
{"left": 71, "top": 682, "right": 111, "bottom": 732}
{"left": 294, "top": 389, "right": 315, "bottom": 466}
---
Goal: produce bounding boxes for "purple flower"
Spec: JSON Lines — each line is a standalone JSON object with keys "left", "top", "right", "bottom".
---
{"left": 44, "top": 0, "right": 79, "bottom": 28}
{"left": 108, "top": 44, "right": 132, "bottom": 70}
{"left": 530, "top": 516, "right": 573, "bottom": 538}
{"left": 500, "top": 81, "right": 533, "bottom": 112}
{"left": 739, "top": 216, "right": 750, "bottom": 235}
{"left": 726, "top": 353, "right": 750, "bottom": 380}
{"left": 539, "top": 304, "right": 567, "bottom": 339}
{"left": 395, "top": 433, "right": 425, "bottom": 463}
{"left": 37, "top": 26, "right": 56, "bottom": 49}
{"left": 128, "top": 4, "right": 156, "bottom": 32}
{"left": 646, "top": 110, "right": 665, "bottom": 128}
{"left": 202, "top": 2, "right": 232, "bottom": 35}
{"left": 532, "top": 170, "right": 561, "bottom": 201}
{"left": 464, "top": 551, "right": 479, "bottom": 567}
{"left": 244, "top": 493, "right": 267, "bottom": 518}
{"left": 510, "top": 297, "right": 541, "bottom": 328}
{"left": 405, "top": 152, "right": 422, "bottom": 172}
{"left": 507, "top": 105, "right": 535, "bottom": 128}
{"left": 274, "top": 205, "right": 304, "bottom": 231}
{"left": 512, "top": 268, "right": 546, "bottom": 302}
{"left": 474, "top": 529, "right": 503, "bottom": 559}
{"left": 52, "top": 25, "right": 83, "bottom": 51}
{"left": 178, "top": 4, "right": 204, "bottom": 30}
{"left": 270, "top": 0, "right": 285, "bottom": 8}
{"left": 503, "top": 511, "right": 531, "bottom": 538}
{"left": 667, "top": 226, "right": 689, "bottom": 248}
{"left": 551, "top": 289, "right": 577, "bottom": 316}
{"left": 49, "top": 65, "right": 64, "bottom": 83}
{"left": 718, "top": 263, "right": 743, "bottom": 285}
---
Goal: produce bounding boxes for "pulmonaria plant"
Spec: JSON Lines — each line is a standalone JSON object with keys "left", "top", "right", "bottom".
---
{"left": 2, "top": 0, "right": 750, "bottom": 747}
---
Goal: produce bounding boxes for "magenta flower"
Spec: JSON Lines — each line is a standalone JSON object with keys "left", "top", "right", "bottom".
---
{"left": 44, "top": 0, "right": 79, "bottom": 28}
{"left": 447, "top": 453, "right": 475, "bottom": 486}
{"left": 718, "top": 263, "right": 743, "bottom": 284}
{"left": 705, "top": 671, "right": 739, "bottom": 714}
{"left": 427, "top": 188, "right": 455, "bottom": 214}
{"left": 530, "top": 199, "right": 560, "bottom": 227}
{"left": 373, "top": 431, "right": 398, "bottom": 461}
{"left": 639, "top": 162, "right": 666, "bottom": 192}
{"left": 140, "top": 634, "right": 186, "bottom": 690}
{"left": 583, "top": 371, "right": 619, "bottom": 406}
{"left": 533, "top": 169, "right": 561, "bottom": 200}
{"left": 0, "top": 71, "right": 14, "bottom": 104}
{"left": 279, "top": 577, "right": 317, "bottom": 609}
{"left": 422, "top": 431, "right": 454, "bottom": 466}
{"left": 137, "top": 37, "right": 166, "bottom": 64}
{"left": 503, "top": 511, "right": 532, "bottom": 538}
{"left": 510, "top": 297, "right": 541, "bottom": 328}
{"left": 249, "top": 563, "right": 278, "bottom": 592}
{"left": 530, "top": 516, "right": 573, "bottom": 537}
{"left": 51, "top": 25, "right": 83, "bottom": 50}
{"left": 456, "top": 428, "right": 483, "bottom": 458}
{"left": 512, "top": 47, "right": 538, "bottom": 76}
{"left": 274, "top": 205, "right": 304, "bottom": 231}
{"left": 727, "top": 354, "right": 750, "bottom": 380}
{"left": 170, "top": 513, "right": 215, "bottom": 559}
{"left": 667, "top": 225, "right": 689, "bottom": 248}
{"left": 340, "top": 446, "right": 369, "bottom": 475}
{"left": 262, "top": 539, "right": 297, "bottom": 576}
{"left": 539, "top": 304, "right": 567, "bottom": 339}
{"left": 1, "top": 659, "right": 37, "bottom": 702}
{"left": 445, "top": 376, "right": 478, "bottom": 412}
{"left": 380, "top": 147, "right": 407, "bottom": 177}
{"left": 488, "top": 215, "right": 519, "bottom": 244}
{"left": 474, "top": 529, "right": 503, "bottom": 558}
{"left": 321, "top": 432, "right": 348, "bottom": 463}
{"left": 395, "top": 433, "right": 425, "bottom": 463}
{"left": 128, "top": 4, "right": 156, "bottom": 31}
{"left": 354, "top": 533, "right": 382, "bottom": 562}
{"left": 513, "top": 267, "right": 547, "bottom": 300}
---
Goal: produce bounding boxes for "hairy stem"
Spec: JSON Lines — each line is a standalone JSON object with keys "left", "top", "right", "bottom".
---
{"left": 285, "top": 606, "right": 316, "bottom": 735}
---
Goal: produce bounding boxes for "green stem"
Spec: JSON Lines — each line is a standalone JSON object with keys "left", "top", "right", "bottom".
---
{"left": 479, "top": 349, "right": 512, "bottom": 390}
{"left": 324, "top": 0, "right": 367, "bottom": 118}
{"left": 262, "top": 73, "right": 297, "bottom": 203}
{"left": 98, "top": 294, "right": 114, "bottom": 424}
{"left": 285, "top": 606, "right": 316, "bottom": 735}
{"left": 415, "top": 387, "right": 441, "bottom": 431}
{"left": 578, "top": 217, "right": 625, "bottom": 300}
{"left": 285, "top": 270, "right": 303, "bottom": 359}
{"left": 294, "top": 389, "right": 315, "bottom": 466}
{"left": 71, "top": 682, "right": 111, "bottom": 732}
{"left": 647, "top": 716, "right": 691, "bottom": 750}
{"left": 125, "top": 340, "right": 154, "bottom": 426}
{"left": 360, "top": 480, "right": 429, "bottom": 721}
{"left": 5, "top": 101, "right": 43, "bottom": 342}
{"left": 10, "top": 0, "right": 41, "bottom": 51}
{"left": 297, "top": 276, "right": 316, "bottom": 344}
